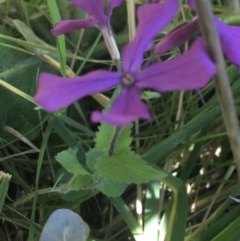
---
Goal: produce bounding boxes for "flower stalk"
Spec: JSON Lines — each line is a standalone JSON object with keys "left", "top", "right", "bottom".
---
{"left": 108, "top": 126, "right": 122, "bottom": 156}
{"left": 101, "top": 27, "right": 121, "bottom": 61}
{"left": 194, "top": 0, "right": 240, "bottom": 179}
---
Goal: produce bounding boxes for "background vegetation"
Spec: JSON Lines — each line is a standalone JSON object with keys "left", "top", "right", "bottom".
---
{"left": 1, "top": 0, "right": 240, "bottom": 240}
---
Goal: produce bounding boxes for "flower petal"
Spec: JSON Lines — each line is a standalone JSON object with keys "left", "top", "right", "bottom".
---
{"left": 214, "top": 17, "right": 240, "bottom": 66}
{"left": 107, "top": 0, "right": 124, "bottom": 17}
{"left": 185, "top": 3, "right": 240, "bottom": 66}
{"left": 136, "top": 38, "right": 216, "bottom": 91}
{"left": 70, "top": 0, "right": 108, "bottom": 27}
{"left": 122, "top": 0, "right": 179, "bottom": 73}
{"left": 51, "top": 17, "right": 98, "bottom": 36}
{"left": 34, "top": 71, "right": 120, "bottom": 112}
{"left": 155, "top": 18, "right": 199, "bottom": 55}
{"left": 91, "top": 87, "right": 151, "bottom": 126}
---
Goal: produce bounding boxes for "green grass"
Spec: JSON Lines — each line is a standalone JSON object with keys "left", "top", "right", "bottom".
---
{"left": 1, "top": 0, "right": 240, "bottom": 241}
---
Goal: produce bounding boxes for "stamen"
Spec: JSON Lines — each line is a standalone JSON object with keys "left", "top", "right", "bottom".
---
{"left": 122, "top": 74, "right": 134, "bottom": 87}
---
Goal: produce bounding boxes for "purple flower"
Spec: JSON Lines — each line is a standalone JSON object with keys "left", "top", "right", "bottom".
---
{"left": 156, "top": 17, "right": 199, "bottom": 55}
{"left": 51, "top": 0, "right": 123, "bottom": 35}
{"left": 35, "top": 0, "right": 216, "bottom": 126}
{"left": 51, "top": 0, "right": 123, "bottom": 59}
{"left": 156, "top": 0, "right": 240, "bottom": 67}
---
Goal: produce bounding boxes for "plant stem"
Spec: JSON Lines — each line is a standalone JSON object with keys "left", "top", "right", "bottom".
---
{"left": 126, "top": 0, "right": 136, "bottom": 41}
{"left": 194, "top": 0, "right": 240, "bottom": 179}
{"left": 232, "top": 0, "right": 240, "bottom": 13}
{"left": 102, "top": 27, "right": 121, "bottom": 61}
{"left": 108, "top": 126, "right": 121, "bottom": 156}
{"left": 126, "top": 0, "right": 143, "bottom": 229}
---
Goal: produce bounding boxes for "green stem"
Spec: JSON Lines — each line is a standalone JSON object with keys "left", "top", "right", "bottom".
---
{"left": 108, "top": 126, "right": 121, "bottom": 156}
{"left": 102, "top": 24, "right": 123, "bottom": 156}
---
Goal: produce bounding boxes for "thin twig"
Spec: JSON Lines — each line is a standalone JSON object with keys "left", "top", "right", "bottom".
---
{"left": 195, "top": 0, "right": 240, "bottom": 179}
{"left": 0, "top": 150, "right": 37, "bottom": 162}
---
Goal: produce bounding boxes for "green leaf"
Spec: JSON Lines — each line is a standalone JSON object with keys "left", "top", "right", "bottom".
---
{"left": 59, "top": 189, "right": 98, "bottom": 202}
{"left": 72, "top": 174, "right": 93, "bottom": 189}
{"left": 0, "top": 32, "right": 56, "bottom": 139}
{"left": 55, "top": 170, "right": 94, "bottom": 202}
{"left": 159, "top": 174, "right": 188, "bottom": 241}
{"left": 98, "top": 177, "right": 127, "bottom": 197}
{"left": 144, "top": 181, "right": 160, "bottom": 241}
{"left": 116, "top": 125, "right": 133, "bottom": 151}
{"left": 86, "top": 148, "right": 104, "bottom": 172}
{"left": 142, "top": 90, "right": 161, "bottom": 100}
{"left": 55, "top": 148, "right": 91, "bottom": 176}
{"left": 95, "top": 148, "right": 167, "bottom": 184}
{"left": 86, "top": 150, "right": 127, "bottom": 196}
{"left": 95, "top": 123, "right": 115, "bottom": 152}
{"left": 95, "top": 123, "right": 132, "bottom": 152}
{"left": 195, "top": 202, "right": 240, "bottom": 241}
{"left": 211, "top": 215, "right": 240, "bottom": 241}
{"left": 0, "top": 54, "right": 39, "bottom": 128}
{"left": 86, "top": 149, "right": 127, "bottom": 196}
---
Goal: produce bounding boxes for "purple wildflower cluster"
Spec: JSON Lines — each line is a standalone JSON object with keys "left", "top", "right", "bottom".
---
{"left": 34, "top": 0, "right": 240, "bottom": 126}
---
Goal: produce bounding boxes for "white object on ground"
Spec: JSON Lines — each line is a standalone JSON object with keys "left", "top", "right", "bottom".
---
{"left": 39, "top": 208, "right": 90, "bottom": 241}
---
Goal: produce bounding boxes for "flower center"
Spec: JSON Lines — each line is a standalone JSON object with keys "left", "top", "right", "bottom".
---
{"left": 121, "top": 74, "right": 134, "bottom": 87}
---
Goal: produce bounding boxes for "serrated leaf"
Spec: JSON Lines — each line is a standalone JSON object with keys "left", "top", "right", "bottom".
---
{"left": 55, "top": 148, "right": 90, "bottom": 176}
{"left": 99, "top": 178, "right": 127, "bottom": 197}
{"left": 86, "top": 148, "right": 104, "bottom": 172}
{"left": 95, "top": 123, "right": 132, "bottom": 152}
{"left": 84, "top": 173, "right": 127, "bottom": 197}
{"left": 116, "top": 124, "right": 133, "bottom": 151}
{"left": 72, "top": 174, "right": 93, "bottom": 189}
{"left": 95, "top": 123, "right": 114, "bottom": 152}
{"left": 55, "top": 168, "right": 94, "bottom": 201}
{"left": 95, "top": 148, "right": 167, "bottom": 184}
{"left": 55, "top": 170, "right": 95, "bottom": 202}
